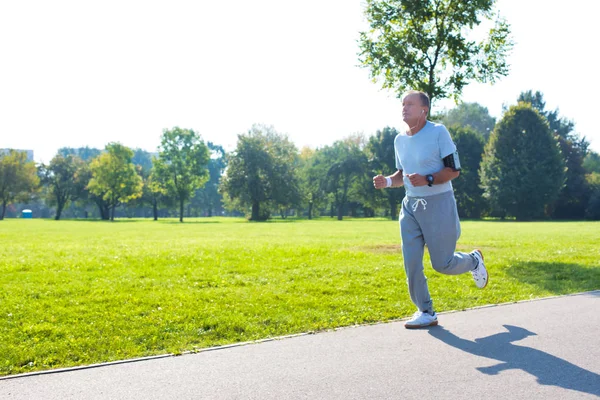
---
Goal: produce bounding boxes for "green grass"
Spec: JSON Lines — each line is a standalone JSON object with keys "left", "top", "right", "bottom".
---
{"left": 1, "top": 218, "right": 599, "bottom": 376}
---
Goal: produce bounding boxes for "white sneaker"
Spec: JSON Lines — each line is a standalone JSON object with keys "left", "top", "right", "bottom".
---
{"left": 404, "top": 311, "right": 438, "bottom": 329}
{"left": 471, "top": 249, "right": 488, "bottom": 289}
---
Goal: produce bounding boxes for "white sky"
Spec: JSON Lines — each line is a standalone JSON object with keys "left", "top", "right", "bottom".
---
{"left": 1, "top": 0, "right": 598, "bottom": 163}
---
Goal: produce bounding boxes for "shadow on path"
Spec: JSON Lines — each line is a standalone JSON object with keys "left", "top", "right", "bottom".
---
{"left": 429, "top": 325, "right": 600, "bottom": 397}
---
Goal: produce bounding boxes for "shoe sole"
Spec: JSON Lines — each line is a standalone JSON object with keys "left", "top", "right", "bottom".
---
{"left": 404, "top": 320, "right": 439, "bottom": 329}
{"left": 474, "top": 249, "right": 489, "bottom": 289}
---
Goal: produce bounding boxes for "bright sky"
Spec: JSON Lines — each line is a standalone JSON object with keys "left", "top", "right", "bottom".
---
{"left": 1, "top": 0, "right": 598, "bottom": 164}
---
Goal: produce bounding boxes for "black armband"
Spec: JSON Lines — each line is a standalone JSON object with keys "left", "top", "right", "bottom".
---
{"left": 443, "top": 152, "right": 461, "bottom": 171}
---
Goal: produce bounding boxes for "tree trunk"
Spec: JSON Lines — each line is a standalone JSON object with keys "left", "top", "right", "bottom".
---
{"left": 95, "top": 199, "right": 109, "bottom": 220}
{"left": 55, "top": 201, "right": 65, "bottom": 221}
{"left": 308, "top": 201, "right": 313, "bottom": 220}
{"left": 111, "top": 205, "right": 116, "bottom": 221}
{"left": 179, "top": 198, "right": 184, "bottom": 222}
{"left": 251, "top": 202, "right": 259, "bottom": 221}
{"left": 0, "top": 201, "right": 6, "bottom": 220}
{"left": 153, "top": 200, "right": 158, "bottom": 221}
{"left": 337, "top": 204, "right": 343, "bottom": 221}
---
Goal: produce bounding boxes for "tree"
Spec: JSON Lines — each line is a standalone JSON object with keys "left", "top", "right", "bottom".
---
{"left": 39, "top": 154, "right": 87, "bottom": 220}
{"left": 518, "top": 90, "right": 590, "bottom": 219}
{"left": 367, "top": 127, "right": 404, "bottom": 219}
{"left": 0, "top": 150, "right": 40, "bottom": 220}
{"left": 58, "top": 146, "right": 101, "bottom": 161}
{"left": 585, "top": 173, "right": 600, "bottom": 220}
{"left": 480, "top": 103, "right": 565, "bottom": 220}
{"left": 438, "top": 102, "right": 495, "bottom": 140}
{"left": 58, "top": 147, "right": 106, "bottom": 218}
{"left": 153, "top": 127, "right": 210, "bottom": 222}
{"left": 221, "top": 125, "right": 300, "bottom": 221}
{"left": 359, "top": 0, "right": 512, "bottom": 104}
{"left": 191, "top": 142, "right": 227, "bottom": 217}
{"left": 583, "top": 151, "right": 600, "bottom": 174}
{"left": 131, "top": 148, "right": 154, "bottom": 172}
{"left": 298, "top": 147, "right": 327, "bottom": 220}
{"left": 87, "top": 143, "right": 143, "bottom": 221}
{"left": 145, "top": 166, "right": 171, "bottom": 220}
{"left": 448, "top": 126, "right": 486, "bottom": 218}
{"left": 320, "top": 136, "right": 369, "bottom": 220}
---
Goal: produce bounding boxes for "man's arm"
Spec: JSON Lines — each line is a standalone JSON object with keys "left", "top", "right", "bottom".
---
{"left": 373, "top": 170, "right": 404, "bottom": 189}
{"left": 405, "top": 167, "right": 460, "bottom": 187}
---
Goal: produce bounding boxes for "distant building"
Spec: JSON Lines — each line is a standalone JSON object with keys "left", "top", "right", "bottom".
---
{"left": 0, "top": 149, "right": 34, "bottom": 162}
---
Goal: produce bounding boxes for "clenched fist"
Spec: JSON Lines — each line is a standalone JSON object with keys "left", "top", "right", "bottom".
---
{"left": 373, "top": 175, "right": 388, "bottom": 189}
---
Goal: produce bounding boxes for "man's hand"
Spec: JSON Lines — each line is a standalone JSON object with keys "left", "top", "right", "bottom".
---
{"left": 373, "top": 175, "right": 388, "bottom": 189}
{"left": 405, "top": 173, "right": 428, "bottom": 187}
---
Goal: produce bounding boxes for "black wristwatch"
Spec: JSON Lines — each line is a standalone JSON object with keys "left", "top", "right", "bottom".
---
{"left": 426, "top": 174, "right": 434, "bottom": 187}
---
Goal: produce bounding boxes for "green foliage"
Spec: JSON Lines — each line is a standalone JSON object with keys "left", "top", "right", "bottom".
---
{"left": 153, "top": 127, "right": 210, "bottom": 222}
{"left": 132, "top": 148, "right": 154, "bottom": 172}
{"left": 359, "top": 0, "right": 513, "bottom": 103}
{"left": 221, "top": 125, "right": 300, "bottom": 221}
{"left": 518, "top": 90, "right": 590, "bottom": 219}
{"left": 551, "top": 136, "right": 590, "bottom": 219}
{"left": 0, "top": 150, "right": 40, "bottom": 220}
{"left": 449, "top": 126, "right": 486, "bottom": 218}
{"left": 1, "top": 219, "right": 598, "bottom": 376}
{"left": 439, "top": 102, "right": 495, "bottom": 140}
{"left": 58, "top": 147, "right": 101, "bottom": 162}
{"left": 87, "top": 143, "right": 143, "bottom": 221}
{"left": 319, "top": 136, "right": 369, "bottom": 220}
{"left": 583, "top": 151, "right": 600, "bottom": 174}
{"left": 585, "top": 173, "right": 600, "bottom": 220}
{"left": 297, "top": 147, "right": 327, "bottom": 219}
{"left": 517, "top": 90, "right": 577, "bottom": 140}
{"left": 39, "top": 154, "right": 87, "bottom": 220}
{"left": 366, "top": 127, "right": 405, "bottom": 219}
{"left": 190, "top": 142, "right": 227, "bottom": 217}
{"left": 480, "top": 103, "right": 565, "bottom": 220}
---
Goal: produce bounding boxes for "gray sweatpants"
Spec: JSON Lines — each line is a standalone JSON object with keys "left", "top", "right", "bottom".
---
{"left": 399, "top": 190, "right": 477, "bottom": 313}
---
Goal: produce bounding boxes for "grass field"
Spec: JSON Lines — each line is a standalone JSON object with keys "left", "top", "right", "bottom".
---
{"left": 1, "top": 218, "right": 599, "bottom": 376}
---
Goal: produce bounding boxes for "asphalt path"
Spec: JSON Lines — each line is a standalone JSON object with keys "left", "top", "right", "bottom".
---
{"left": 1, "top": 291, "right": 599, "bottom": 399}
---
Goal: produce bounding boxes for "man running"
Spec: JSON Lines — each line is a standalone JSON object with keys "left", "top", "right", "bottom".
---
{"left": 373, "top": 90, "right": 488, "bottom": 329}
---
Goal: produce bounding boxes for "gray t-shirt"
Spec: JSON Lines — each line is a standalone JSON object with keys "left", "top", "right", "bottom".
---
{"left": 394, "top": 121, "right": 457, "bottom": 197}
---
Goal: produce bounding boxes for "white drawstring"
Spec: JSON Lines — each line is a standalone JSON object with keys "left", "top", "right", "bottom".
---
{"left": 412, "top": 198, "right": 427, "bottom": 212}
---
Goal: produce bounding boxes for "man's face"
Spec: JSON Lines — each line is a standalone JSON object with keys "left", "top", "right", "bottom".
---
{"left": 402, "top": 93, "right": 426, "bottom": 123}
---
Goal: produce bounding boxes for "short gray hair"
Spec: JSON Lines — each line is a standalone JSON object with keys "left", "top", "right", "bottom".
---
{"left": 403, "top": 90, "right": 430, "bottom": 108}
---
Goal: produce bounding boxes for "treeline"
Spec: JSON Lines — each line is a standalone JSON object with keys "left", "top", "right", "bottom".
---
{"left": 2, "top": 91, "right": 600, "bottom": 222}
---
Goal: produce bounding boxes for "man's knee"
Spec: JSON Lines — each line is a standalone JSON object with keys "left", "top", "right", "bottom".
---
{"left": 431, "top": 257, "right": 454, "bottom": 273}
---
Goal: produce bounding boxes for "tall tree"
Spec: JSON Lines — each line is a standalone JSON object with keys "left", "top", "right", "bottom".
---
{"left": 87, "top": 143, "right": 143, "bottom": 221}
{"left": 480, "top": 103, "right": 565, "bottom": 220}
{"left": 518, "top": 90, "right": 590, "bottom": 219}
{"left": 221, "top": 125, "right": 300, "bottom": 221}
{"left": 153, "top": 127, "right": 210, "bottom": 222}
{"left": 0, "top": 150, "right": 40, "bottom": 220}
{"left": 39, "top": 154, "right": 87, "bottom": 220}
{"left": 438, "top": 102, "right": 496, "bottom": 140}
{"left": 448, "top": 126, "right": 486, "bottom": 218}
{"left": 359, "top": 0, "right": 512, "bottom": 104}
{"left": 367, "top": 127, "right": 404, "bottom": 219}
